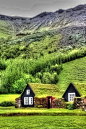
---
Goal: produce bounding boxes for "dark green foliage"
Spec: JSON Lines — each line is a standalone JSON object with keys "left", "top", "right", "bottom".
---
{"left": 67, "top": 104, "right": 74, "bottom": 110}
{"left": 50, "top": 64, "right": 62, "bottom": 74}
{"left": 0, "top": 59, "right": 6, "bottom": 70}
{"left": 0, "top": 101, "right": 14, "bottom": 107}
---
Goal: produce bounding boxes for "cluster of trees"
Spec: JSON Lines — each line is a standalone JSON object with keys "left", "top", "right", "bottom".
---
{"left": 0, "top": 58, "right": 62, "bottom": 93}
{"left": 1, "top": 47, "right": 86, "bottom": 93}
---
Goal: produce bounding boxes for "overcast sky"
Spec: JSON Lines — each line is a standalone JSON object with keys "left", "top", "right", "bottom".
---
{"left": 0, "top": 0, "right": 85, "bottom": 17}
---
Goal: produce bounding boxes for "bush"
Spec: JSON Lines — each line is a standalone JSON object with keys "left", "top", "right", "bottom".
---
{"left": 0, "top": 101, "right": 14, "bottom": 107}
{"left": 67, "top": 104, "right": 74, "bottom": 110}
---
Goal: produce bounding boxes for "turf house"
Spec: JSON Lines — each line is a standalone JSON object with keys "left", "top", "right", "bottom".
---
{"left": 15, "top": 84, "right": 35, "bottom": 108}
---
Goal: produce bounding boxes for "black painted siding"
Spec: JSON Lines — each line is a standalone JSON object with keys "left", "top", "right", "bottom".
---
{"left": 63, "top": 83, "right": 81, "bottom": 102}
{"left": 21, "top": 84, "right": 35, "bottom": 107}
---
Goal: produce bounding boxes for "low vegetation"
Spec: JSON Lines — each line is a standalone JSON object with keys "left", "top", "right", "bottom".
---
{"left": 0, "top": 101, "right": 14, "bottom": 107}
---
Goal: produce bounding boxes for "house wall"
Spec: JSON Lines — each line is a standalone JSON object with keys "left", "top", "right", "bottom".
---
{"left": 21, "top": 87, "right": 35, "bottom": 107}
{"left": 34, "top": 97, "right": 66, "bottom": 108}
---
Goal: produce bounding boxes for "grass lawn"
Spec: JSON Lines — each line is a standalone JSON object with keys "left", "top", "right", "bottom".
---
{"left": 0, "top": 94, "right": 20, "bottom": 103}
{"left": 0, "top": 106, "right": 86, "bottom": 115}
{"left": 0, "top": 116, "right": 86, "bottom": 129}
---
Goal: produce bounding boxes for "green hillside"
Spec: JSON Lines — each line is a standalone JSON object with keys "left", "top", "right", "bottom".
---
{"left": 0, "top": 20, "right": 14, "bottom": 39}
{"left": 58, "top": 56, "right": 86, "bottom": 96}
{"left": 0, "top": 6, "right": 86, "bottom": 95}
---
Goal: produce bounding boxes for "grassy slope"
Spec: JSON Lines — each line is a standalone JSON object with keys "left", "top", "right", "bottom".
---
{"left": 58, "top": 56, "right": 86, "bottom": 96}
{"left": 0, "top": 20, "right": 13, "bottom": 39}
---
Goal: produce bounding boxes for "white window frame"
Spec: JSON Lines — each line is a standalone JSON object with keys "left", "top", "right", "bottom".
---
{"left": 68, "top": 93, "right": 75, "bottom": 102}
{"left": 24, "top": 97, "right": 29, "bottom": 105}
{"left": 29, "top": 97, "right": 33, "bottom": 105}
{"left": 26, "top": 90, "right": 30, "bottom": 95}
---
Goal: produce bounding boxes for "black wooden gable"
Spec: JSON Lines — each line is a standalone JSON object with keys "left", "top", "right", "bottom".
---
{"left": 62, "top": 83, "right": 81, "bottom": 101}
{"left": 21, "top": 84, "right": 35, "bottom": 107}
{"left": 21, "top": 84, "right": 35, "bottom": 97}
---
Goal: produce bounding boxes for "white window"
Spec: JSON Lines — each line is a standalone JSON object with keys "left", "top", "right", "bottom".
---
{"left": 24, "top": 97, "right": 33, "bottom": 105}
{"left": 24, "top": 97, "right": 29, "bottom": 105}
{"left": 29, "top": 97, "right": 33, "bottom": 105}
{"left": 68, "top": 93, "right": 75, "bottom": 101}
{"left": 26, "top": 90, "right": 30, "bottom": 95}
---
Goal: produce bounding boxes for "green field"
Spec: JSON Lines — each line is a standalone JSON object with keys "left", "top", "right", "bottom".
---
{"left": 0, "top": 116, "right": 86, "bottom": 129}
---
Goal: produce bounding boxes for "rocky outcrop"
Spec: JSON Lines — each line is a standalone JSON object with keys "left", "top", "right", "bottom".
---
{"left": 0, "top": 4, "right": 86, "bottom": 33}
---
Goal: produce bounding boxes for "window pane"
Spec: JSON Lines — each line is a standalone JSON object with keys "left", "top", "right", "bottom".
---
{"left": 24, "top": 97, "right": 29, "bottom": 105}
{"left": 68, "top": 93, "right": 75, "bottom": 101}
{"left": 26, "top": 90, "right": 30, "bottom": 95}
{"left": 29, "top": 97, "right": 33, "bottom": 105}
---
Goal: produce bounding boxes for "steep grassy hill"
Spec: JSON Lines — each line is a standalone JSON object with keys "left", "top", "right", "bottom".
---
{"left": 58, "top": 56, "right": 86, "bottom": 96}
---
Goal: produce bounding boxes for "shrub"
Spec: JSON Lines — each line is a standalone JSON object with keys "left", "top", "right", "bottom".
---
{"left": 0, "top": 101, "right": 14, "bottom": 107}
{"left": 67, "top": 104, "right": 74, "bottom": 110}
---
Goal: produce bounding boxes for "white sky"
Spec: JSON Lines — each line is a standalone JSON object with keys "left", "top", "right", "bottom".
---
{"left": 0, "top": 0, "right": 85, "bottom": 17}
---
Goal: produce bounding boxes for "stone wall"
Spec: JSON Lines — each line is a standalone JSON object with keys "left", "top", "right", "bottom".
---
{"left": 34, "top": 97, "right": 66, "bottom": 108}
{"left": 15, "top": 97, "right": 21, "bottom": 108}
{"left": 73, "top": 97, "right": 82, "bottom": 109}
{"left": 34, "top": 97, "right": 48, "bottom": 108}
{"left": 73, "top": 97, "right": 86, "bottom": 111}
{"left": 52, "top": 98, "right": 66, "bottom": 108}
